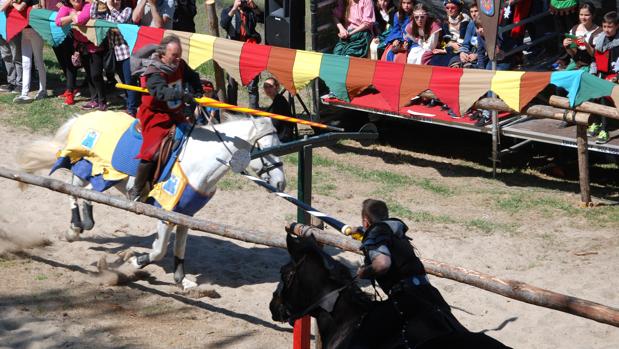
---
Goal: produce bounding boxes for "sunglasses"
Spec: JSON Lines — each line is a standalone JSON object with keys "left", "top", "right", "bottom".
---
{"left": 445, "top": 5, "right": 458, "bottom": 9}
{"left": 414, "top": 14, "right": 427, "bottom": 20}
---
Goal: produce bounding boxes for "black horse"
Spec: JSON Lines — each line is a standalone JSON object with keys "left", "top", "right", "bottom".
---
{"left": 270, "top": 233, "right": 512, "bottom": 349}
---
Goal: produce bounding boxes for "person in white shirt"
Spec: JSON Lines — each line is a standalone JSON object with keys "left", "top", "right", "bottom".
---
{"left": 132, "top": 0, "right": 174, "bottom": 29}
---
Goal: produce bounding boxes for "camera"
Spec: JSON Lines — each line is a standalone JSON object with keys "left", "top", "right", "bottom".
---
{"left": 240, "top": 0, "right": 248, "bottom": 7}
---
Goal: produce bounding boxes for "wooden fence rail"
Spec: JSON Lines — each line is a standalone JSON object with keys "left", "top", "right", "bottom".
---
{"left": 1, "top": 166, "right": 617, "bottom": 328}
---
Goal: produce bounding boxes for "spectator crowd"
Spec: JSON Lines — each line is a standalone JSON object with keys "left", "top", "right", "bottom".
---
{"left": 0, "top": 0, "right": 617, "bottom": 144}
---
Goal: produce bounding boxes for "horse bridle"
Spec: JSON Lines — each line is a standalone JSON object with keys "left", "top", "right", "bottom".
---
{"left": 201, "top": 109, "right": 283, "bottom": 177}
{"left": 280, "top": 255, "right": 358, "bottom": 323}
{"left": 250, "top": 131, "right": 284, "bottom": 177}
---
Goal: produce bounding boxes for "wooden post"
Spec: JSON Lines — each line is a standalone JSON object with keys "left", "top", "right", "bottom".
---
{"left": 205, "top": 0, "right": 227, "bottom": 103}
{"left": 549, "top": 95, "right": 619, "bottom": 122}
{"left": 576, "top": 125, "right": 592, "bottom": 204}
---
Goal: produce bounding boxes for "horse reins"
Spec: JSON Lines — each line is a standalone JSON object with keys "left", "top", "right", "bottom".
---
{"left": 283, "top": 255, "right": 359, "bottom": 322}
{"left": 200, "top": 107, "right": 283, "bottom": 177}
{"left": 249, "top": 131, "right": 284, "bottom": 177}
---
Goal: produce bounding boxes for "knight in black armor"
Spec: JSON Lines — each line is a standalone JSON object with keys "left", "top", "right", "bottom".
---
{"left": 355, "top": 198, "right": 467, "bottom": 339}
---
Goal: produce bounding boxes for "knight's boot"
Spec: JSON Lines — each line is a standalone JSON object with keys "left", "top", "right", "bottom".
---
{"left": 129, "top": 160, "right": 155, "bottom": 202}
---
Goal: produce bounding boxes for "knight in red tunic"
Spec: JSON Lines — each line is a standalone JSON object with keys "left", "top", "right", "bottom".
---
{"left": 129, "top": 35, "right": 203, "bottom": 201}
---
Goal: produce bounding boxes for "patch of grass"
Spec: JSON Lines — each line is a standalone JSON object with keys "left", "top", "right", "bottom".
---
{"left": 465, "top": 218, "right": 518, "bottom": 235}
{"left": 313, "top": 155, "right": 338, "bottom": 167}
{"left": 466, "top": 218, "right": 497, "bottom": 234}
{"left": 409, "top": 211, "right": 456, "bottom": 224}
{"left": 283, "top": 153, "right": 298, "bottom": 166}
{"left": 583, "top": 206, "right": 619, "bottom": 228}
{"left": 315, "top": 182, "right": 337, "bottom": 196}
{"left": 412, "top": 178, "right": 454, "bottom": 197}
{"left": 387, "top": 201, "right": 414, "bottom": 219}
{"left": 495, "top": 193, "right": 577, "bottom": 215}
{"left": 34, "top": 274, "right": 48, "bottom": 281}
{"left": 313, "top": 170, "right": 337, "bottom": 196}
{"left": 218, "top": 175, "right": 247, "bottom": 191}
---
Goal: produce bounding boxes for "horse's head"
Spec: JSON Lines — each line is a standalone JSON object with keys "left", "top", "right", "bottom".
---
{"left": 270, "top": 233, "right": 354, "bottom": 323}
{"left": 247, "top": 118, "right": 286, "bottom": 192}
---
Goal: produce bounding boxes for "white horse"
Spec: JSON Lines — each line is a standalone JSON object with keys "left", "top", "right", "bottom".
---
{"left": 17, "top": 111, "right": 286, "bottom": 288}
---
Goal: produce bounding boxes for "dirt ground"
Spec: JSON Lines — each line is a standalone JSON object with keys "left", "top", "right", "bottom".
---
{"left": 0, "top": 120, "right": 618, "bottom": 349}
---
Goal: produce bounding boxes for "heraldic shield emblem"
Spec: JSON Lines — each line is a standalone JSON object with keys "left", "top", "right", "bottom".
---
{"left": 480, "top": 0, "right": 495, "bottom": 16}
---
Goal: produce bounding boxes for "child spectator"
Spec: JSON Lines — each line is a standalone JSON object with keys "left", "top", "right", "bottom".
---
{"left": 13, "top": 0, "right": 47, "bottom": 103}
{"left": 405, "top": 3, "right": 441, "bottom": 65}
{"left": 55, "top": 0, "right": 91, "bottom": 105}
{"left": 369, "top": 0, "right": 396, "bottom": 60}
{"left": 562, "top": 2, "right": 601, "bottom": 72}
{"left": 459, "top": 6, "right": 487, "bottom": 69}
{"left": 430, "top": 0, "right": 470, "bottom": 67}
{"left": 331, "top": 0, "right": 375, "bottom": 58}
{"left": 377, "top": 0, "right": 413, "bottom": 63}
{"left": 589, "top": 11, "right": 619, "bottom": 144}
{"left": 0, "top": 0, "right": 22, "bottom": 94}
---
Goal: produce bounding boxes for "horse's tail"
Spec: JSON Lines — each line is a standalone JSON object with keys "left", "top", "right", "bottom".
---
{"left": 15, "top": 116, "right": 78, "bottom": 189}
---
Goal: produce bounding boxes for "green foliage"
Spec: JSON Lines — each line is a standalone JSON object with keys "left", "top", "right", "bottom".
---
{"left": 218, "top": 175, "right": 247, "bottom": 191}
{"left": 466, "top": 218, "right": 497, "bottom": 234}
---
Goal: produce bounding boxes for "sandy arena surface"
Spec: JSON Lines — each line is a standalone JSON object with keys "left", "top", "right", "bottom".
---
{"left": 0, "top": 121, "right": 618, "bottom": 348}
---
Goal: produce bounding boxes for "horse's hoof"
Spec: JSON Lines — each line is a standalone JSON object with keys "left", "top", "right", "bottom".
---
{"left": 180, "top": 278, "right": 198, "bottom": 290}
{"left": 129, "top": 254, "right": 150, "bottom": 269}
{"left": 128, "top": 256, "right": 140, "bottom": 268}
{"left": 65, "top": 227, "right": 82, "bottom": 242}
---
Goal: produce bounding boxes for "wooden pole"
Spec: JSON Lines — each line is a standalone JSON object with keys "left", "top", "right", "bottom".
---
{"left": 2, "top": 167, "right": 618, "bottom": 327}
{"left": 549, "top": 95, "right": 619, "bottom": 122}
{"left": 205, "top": 0, "right": 227, "bottom": 103}
{"left": 576, "top": 125, "right": 592, "bottom": 204}
{"left": 417, "top": 92, "right": 591, "bottom": 125}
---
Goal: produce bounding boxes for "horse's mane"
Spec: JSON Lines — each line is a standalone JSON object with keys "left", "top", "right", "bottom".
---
{"left": 299, "top": 235, "right": 373, "bottom": 306}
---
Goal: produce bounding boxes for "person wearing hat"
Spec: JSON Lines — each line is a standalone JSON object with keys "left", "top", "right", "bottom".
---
{"left": 429, "top": 0, "right": 470, "bottom": 67}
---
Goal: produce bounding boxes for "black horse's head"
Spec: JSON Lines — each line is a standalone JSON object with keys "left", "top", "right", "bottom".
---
{"left": 269, "top": 233, "right": 354, "bottom": 323}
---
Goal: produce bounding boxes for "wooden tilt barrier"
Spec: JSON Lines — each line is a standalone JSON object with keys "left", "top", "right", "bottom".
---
{"left": 1, "top": 166, "right": 618, "bottom": 328}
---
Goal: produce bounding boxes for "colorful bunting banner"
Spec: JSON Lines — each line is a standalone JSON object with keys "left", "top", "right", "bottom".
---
{"left": 459, "top": 69, "right": 494, "bottom": 114}
{"left": 12, "top": 9, "right": 619, "bottom": 117}
{"left": 28, "top": 9, "right": 71, "bottom": 46}
{"left": 491, "top": 71, "right": 526, "bottom": 111}
{"left": 0, "top": 8, "right": 29, "bottom": 42}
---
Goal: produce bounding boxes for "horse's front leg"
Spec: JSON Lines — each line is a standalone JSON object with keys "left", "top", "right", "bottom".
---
{"left": 67, "top": 175, "right": 85, "bottom": 241}
{"left": 173, "top": 225, "right": 189, "bottom": 285}
{"left": 132, "top": 220, "right": 175, "bottom": 268}
{"left": 80, "top": 186, "right": 95, "bottom": 231}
